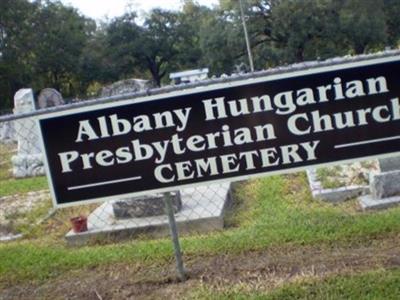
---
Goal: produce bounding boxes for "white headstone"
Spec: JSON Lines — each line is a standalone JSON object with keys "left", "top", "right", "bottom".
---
{"left": 11, "top": 89, "right": 44, "bottom": 177}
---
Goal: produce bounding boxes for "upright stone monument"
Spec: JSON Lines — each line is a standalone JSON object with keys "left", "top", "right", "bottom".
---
{"left": 11, "top": 89, "right": 44, "bottom": 178}
{"left": 359, "top": 157, "right": 400, "bottom": 209}
{"left": 37, "top": 88, "right": 64, "bottom": 109}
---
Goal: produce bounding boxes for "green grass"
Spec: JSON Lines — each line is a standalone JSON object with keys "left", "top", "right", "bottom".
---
{"left": 9, "top": 199, "right": 53, "bottom": 236}
{"left": 192, "top": 268, "right": 400, "bottom": 299}
{"left": 0, "top": 176, "right": 48, "bottom": 197}
{"left": 315, "top": 161, "right": 376, "bottom": 189}
{"left": 0, "top": 239, "right": 175, "bottom": 283}
{"left": 0, "top": 143, "right": 15, "bottom": 181}
{"left": 1, "top": 173, "right": 400, "bottom": 285}
{"left": 0, "top": 143, "right": 48, "bottom": 197}
{"left": 316, "top": 166, "right": 344, "bottom": 189}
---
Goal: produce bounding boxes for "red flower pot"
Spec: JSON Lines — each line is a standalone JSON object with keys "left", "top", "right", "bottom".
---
{"left": 70, "top": 216, "right": 88, "bottom": 233}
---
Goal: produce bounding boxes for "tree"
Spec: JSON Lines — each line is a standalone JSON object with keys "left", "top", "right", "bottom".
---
{"left": 32, "top": 1, "right": 95, "bottom": 96}
{"left": 174, "top": 1, "right": 212, "bottom": 71}
{"left": 264, "top": 0, "right": 348, "bottom": 64}
{"left": 216, "top": 0, "right": 285, "bottom": 70}
{"left": 104, "top": 13, "right": 142, "bottom": 81}
{"left": 0, "top": 0, "right": 38, "bottom": 109}
{"left": 198, "top": 11, "right": 243, "bottom": 74}
{"left": 106, "top": 10, "right": 183, "bottom": 86}
{"left": 339, "top": 0, "right": 387, "bottom": 54}
{"left": 138, "top": 9, "right": 182, "bottom": 86}
{"left": 383, "top": 0, "right": 400, "bottom": 47}
{"left": 0, "top": 0, "right": 398, "bottom": 110}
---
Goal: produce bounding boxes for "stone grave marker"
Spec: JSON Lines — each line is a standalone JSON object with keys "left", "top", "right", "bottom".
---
{"left": 37, "top": 88, "right": 64, "bottom": 109}
{"left": 11, "top": 88, "right": 66, "bottom": 177}
{"left": 360, "top": 157, "right": 400, "bottom": 209}
{"left": 11, "top": 89, "right": 44, "bottom": 178}
{"left": 377, "top": 157, "right": 400, "bottom": 173}
{"left": 113, "top": 192, "right": 182, "bottom": 219}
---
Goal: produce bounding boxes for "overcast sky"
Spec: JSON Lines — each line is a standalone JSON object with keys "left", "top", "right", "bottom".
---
{"left": 61, "top": 0, "right": 219, "bottom": 20}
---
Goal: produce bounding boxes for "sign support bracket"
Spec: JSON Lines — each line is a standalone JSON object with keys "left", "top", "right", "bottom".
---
{"left": 164, "top": 192, "right": 186, "bottom": 281}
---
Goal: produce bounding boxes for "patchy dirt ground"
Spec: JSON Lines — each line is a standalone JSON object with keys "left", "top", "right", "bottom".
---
{"left": 1, "top": 233, "right": 399, "bottom": 300}
{"left": 0, "top": 190, "right": 50, "bottom": 223}
{"left": 0, "top": 190, "right": 50, "bottom": 239}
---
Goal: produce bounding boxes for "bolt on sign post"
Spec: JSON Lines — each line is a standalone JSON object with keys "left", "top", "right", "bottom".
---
{"left": 38, "top": 54, "right": 400, "bottom": 280}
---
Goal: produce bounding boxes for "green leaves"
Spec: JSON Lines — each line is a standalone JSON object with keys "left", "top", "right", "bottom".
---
{"left": 0, "top": 0, "right": 94, "bottom": 109}
{"left": 1, "top": 0, "right": 400, "bottom": 111}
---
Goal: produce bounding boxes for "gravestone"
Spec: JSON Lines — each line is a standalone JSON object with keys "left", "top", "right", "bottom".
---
{"left": 11, "top": 88, "right": 66, "bottom": 177}
{"left": 66, "top": 183, "right": 232, "bottom": 245}
{"left": 377, "top": 157, "right": 400, "bottom": 173}
{"left": 11, "top": 89, "right": 44, "bottom": 178}
{"left": 100, "top": 79, "right": 154, "bottom": 97}
{"left": 0, "top": 121, "right": 16, "bottom": 143}
{"left": 370, "top": 170, "right": 400, "bottom": 199}
{"left": 113, "top": 192, "right": 182, "bottom": 219}
{"left": 359, "top": 157, "right": 400, "bottom": 209}
{"left": 37, "top": 88, "right": 64, "bottom": 109}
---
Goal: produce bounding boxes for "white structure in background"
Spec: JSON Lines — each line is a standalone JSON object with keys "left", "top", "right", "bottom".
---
{"left": 0, "top": 121, "right": 16, "bottom": 143}
{"left": 100, "top": 79, "right": 154, "bottom": 97}
{"left": 169, "top": 68, "right": 209, "bottom": 85}
{"left": 11, "top": 89, "right": 44, "bottom": 178}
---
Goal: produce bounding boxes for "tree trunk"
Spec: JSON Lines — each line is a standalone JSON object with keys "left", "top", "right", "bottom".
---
{"left": 147, "top": 58, "right": 162, "bottom": 87}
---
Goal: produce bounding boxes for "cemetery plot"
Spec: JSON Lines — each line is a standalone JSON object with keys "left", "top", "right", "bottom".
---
{"left": 314, "top": 161, "right": 379, "bottom": 189}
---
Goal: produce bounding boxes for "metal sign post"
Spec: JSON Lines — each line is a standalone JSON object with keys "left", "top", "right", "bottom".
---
{"left": 163, "top": 192, "right": 186, "bottom": 281}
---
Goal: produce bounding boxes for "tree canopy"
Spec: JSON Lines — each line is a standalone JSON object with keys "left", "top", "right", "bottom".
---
{"left": 1, "top": 0, "right": 399, "bottom": 110}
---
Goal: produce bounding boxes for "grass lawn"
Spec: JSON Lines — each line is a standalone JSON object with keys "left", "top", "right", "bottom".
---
{"left": 1, "top": 172, "right": 400, "bottom": 290}
{"left": 0, "top": 143, "right": 14, "bottom": 181}
{"left": 0, "top": 176, "right": 48, "bottom": 197}
{"left": 193, "top": 268, "right": 400, "bottom": 300}
{"left": 0, "top": 143, "right": 48, "bottom": 197}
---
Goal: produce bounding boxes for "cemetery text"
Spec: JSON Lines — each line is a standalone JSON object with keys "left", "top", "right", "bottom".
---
{"left": 38, "top": 56, "right": 400, "bottom": 206}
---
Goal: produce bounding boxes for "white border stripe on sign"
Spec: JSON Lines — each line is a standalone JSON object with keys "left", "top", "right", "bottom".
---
{"left": 335, "top": 136, "right": 400, "bottom": 149}
{"left": 68, "top": 176, "right": 142, "bottom": 191}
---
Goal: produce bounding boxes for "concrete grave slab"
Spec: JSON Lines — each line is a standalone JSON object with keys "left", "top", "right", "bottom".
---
{"left": 359, "top": 194, "right": 400, "bottom": 210}
{"left": 378, "top": 157, "right": 400, "bottom": 172}
{"left": 65, "top": 183, "right": 232, "bottom": 246}
{"left": 306, "top": 169, "right": 369, "bottom": 203}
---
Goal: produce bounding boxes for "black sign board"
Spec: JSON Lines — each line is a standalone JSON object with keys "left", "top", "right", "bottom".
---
{"left": 38, "top": 56, "right": 400, "bottom": 207}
